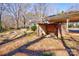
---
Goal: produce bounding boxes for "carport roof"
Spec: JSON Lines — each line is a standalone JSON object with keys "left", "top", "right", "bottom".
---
{"left": 46, "top": 11, "right": 79, "bottom": 23}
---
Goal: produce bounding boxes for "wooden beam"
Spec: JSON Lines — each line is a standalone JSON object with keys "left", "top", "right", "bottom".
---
{"left": 36, "top": 24, "right": 46, "bottom": 36}
{"left": 66, "top": 19, "right": 69, "bottom": 33}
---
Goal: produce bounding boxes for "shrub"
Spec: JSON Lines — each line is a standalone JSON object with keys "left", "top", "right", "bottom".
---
{"left": 24, "top": 31, "right": 27, "bottom": 35}
{"left": 0, "top": 24, "right": 3, "bottom": 32}
{"left": 41, "top": 52, "right": 55, "bottom": 56}
{"left": 31, "top": 23, "right": 37, "bottom": 31}
{"left": 3, "top": 39, "right": 10, "bottom": 42}
{"left": 77, "top": 24, "right": 79, "bottom": 28}
{"left": 68, "top": 24, "right": 73, "bottom": 28}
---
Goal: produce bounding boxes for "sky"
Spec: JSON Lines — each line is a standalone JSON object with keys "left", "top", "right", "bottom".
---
{"left": 29, "top": 3, "right": 77, "bottom": 16}
{"left": 50, "top": 3, "right": 73, "bottom": 11}
{"left": 2, "top": 3, "right": 79, "bottom": 16}
{"left": 47, "top": 3, "right": 79, "bottom": 15}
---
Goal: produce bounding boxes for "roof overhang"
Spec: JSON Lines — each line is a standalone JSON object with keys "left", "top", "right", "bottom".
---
{"left": 46, "top": 11, "right": 79, "bottom": 23}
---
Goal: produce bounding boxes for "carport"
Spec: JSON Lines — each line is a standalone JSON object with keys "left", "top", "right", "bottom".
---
{"left": 37, "top": 11, "right": 79, "bottom": 38}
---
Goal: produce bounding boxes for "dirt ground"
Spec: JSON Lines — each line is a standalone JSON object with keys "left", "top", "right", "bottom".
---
{"left": 0, "top": 31, "right": 79, "bottom": 56}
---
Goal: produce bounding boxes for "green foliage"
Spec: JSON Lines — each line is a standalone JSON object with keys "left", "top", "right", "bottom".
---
{"left": 3, "top": 39, "right": 10, "bottom": 42}
{"left": 24, "top": 31, "right": 27, "bottom": 35}
{"left": 31, "top": 23, "right": 37, "bottom": 31}
{"left": 68, "top": 23, "right": 79, "bottom": 28}
{"left": 41, "top": 52, "right": 55, "bottom": 56}
{"left": 76, "top": 24, "right": 79, "bottom": 28}
{"left": 68, "top": 24, "right": 73, "bottom": 28}
{"left": 0, "top": 20, "right": 3, "bottom": 32}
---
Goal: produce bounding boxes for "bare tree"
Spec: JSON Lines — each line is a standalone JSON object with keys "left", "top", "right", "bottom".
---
{"left": 4, "top": 4, "right": 23, "bottom": 29}
{"left": 4, "top": 3, "right": 31, "bottom": 29}
{"left": 19, "top": 4, "right": 31, "bottom": 28}
{"left": 2, "top": 14, "right": 15, "bottom": 29}
{"left": 0, "top": 3, "right": 5, "bottom": 32}
{"left": 33, "top": 3, "right": 48, "bottom": 22}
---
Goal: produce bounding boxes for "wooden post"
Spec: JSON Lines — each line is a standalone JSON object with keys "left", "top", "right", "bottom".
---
{"left": 59, "top": 23, "right": 63, "bottom": 39}
{"left": 36, "top": 24, "right": 46, "bottom": 36}
{"left": 66, "top": 19, "right": 69, "bottom": 33}
{"left": 58, "top": 23, "right": 61, "bottom": 38}
{"left": 36, "top": 24, "right": 39, "bottom": 36}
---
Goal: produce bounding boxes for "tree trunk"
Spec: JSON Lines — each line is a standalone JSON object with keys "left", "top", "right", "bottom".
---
{"left": 0, "top": 14, "right": 3, "bottom": 32}
{"left": 16, "top": 20, "right": 19, "bottom": 29}
{"left": 23, "top": 15, "right": 26, "bottom": 28}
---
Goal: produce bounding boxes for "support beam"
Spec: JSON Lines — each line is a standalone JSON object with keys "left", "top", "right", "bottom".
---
{"left": 58, "top": 23, "right": 63, "bottom": 38}
{"left": 36, "top": 24, "right": 46, "bottom": 36}
{"left": 66, "top": 19, "right": 69, "bottom": 33}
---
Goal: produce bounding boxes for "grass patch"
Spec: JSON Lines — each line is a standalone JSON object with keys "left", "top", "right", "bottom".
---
{"left": 41, "top": 51, "right": 55, "bottom": 56}
{"left": 65, "top": 40, "right": 76, "bottom": 48}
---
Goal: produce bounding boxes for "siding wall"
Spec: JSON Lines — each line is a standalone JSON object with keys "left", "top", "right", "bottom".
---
{"left": 38, "top": 23, "right": 60, "bottom": 37}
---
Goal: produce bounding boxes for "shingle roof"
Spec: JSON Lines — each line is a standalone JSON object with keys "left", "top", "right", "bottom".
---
{"left": 46, "top": 11, "right": 79, "bottom": 23}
